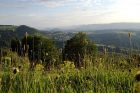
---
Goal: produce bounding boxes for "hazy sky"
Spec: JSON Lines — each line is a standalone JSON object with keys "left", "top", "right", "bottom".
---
{"left": 0, "top": 0, "right": 140, "bottom": 29}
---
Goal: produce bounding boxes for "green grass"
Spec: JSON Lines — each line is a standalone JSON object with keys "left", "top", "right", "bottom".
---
{"left": 0, "top": 64, "right": 137, "bottom": 93}
{"left": 0, "top": 52, "right": 138, "bottom": 93}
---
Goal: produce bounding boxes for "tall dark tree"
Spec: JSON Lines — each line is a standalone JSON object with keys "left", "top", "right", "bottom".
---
{"left": 64, "top": 32, "right": 97, "bottom": 67}
{"left": 22, "top": 35, "right": 60, "bottom": 69}
{"left": 11, "top": 38, "right": 21, "bottom": 54}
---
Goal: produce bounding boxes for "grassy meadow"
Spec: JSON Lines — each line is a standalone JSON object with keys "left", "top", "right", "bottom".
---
{"left": 0, "top": 32, "right": 139, "bottom": 93}
{"left": 0, "top": 49, "right": 139, "bottom": 93}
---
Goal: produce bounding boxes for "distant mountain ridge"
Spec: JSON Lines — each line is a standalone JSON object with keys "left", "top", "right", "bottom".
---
{"left": 47, "top": 23, "right": 140, "bottom": 32}
{"left": 1, "top": 23, "right": 140, "bottom": 50}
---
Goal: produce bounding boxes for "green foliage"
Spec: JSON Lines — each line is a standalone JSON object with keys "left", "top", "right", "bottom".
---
{"left": 0, "top": 49, "right": 139, "bottom": 93}
{"left": 1, "top": 28, "right": 140, "bottom": 93}
{"left": 22, "top": 35, "right": 60, "bottom": 69}
{"left": 0, "top": 64, "right": 136, "bottom": 93}
{"left": 0, "top": 25, "right": 40, "bottom": 48}
{"left": 1, "top": 73, "right": 11, "bottom": 93}
{"left": 64, "top": 32, "right": 97, "bottom": 67}
{"left": 11, "top": 38, "right": 21, "bottom": 54}
{"left": 59, "top": 61, "right": 76, "bottom": 74}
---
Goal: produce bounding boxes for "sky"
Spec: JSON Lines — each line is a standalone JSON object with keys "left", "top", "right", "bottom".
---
{"left": 0, "top": 0, "right": 140, "bottom": 29}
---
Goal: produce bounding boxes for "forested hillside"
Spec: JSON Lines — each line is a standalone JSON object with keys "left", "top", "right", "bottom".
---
{"left": 0, "top": 25, "right": 40, "bottom": 47}
{"left": 1, "top": 25, "right": 140, "bottom": 53}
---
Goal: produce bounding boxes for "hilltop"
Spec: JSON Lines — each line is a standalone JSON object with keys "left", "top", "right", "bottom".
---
{"left": 0, "top": 25, "right": 40, "bottom": 47}
{"left": 1, "top": 24, "right": 140, "bottom": 52}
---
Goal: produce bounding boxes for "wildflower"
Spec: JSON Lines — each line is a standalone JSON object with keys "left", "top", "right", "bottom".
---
{"left": 138, "top": 64, "right": 140, "bottom": 67}
{"left": 135, "top": 71, "right": 140, "bottom": 81}
{"left": 129, "top": 69, "right": 131, "bottom": 73}
{"left": 128, "top": 32, "right": 132, "bottom": 38}
{"left": 55, "top": 75, "right": 60, "bottom": 80}
{"left": 69, "top": 80, "right": 72, "bottom": 84}
{"left": 120, "top": 63, "right": 123, "bottom": 67}
{"left": 13, "top": 67, "right": 19, "bottom": 74}
{"left": 46, "top": 53, "right": 48, "bottom": 56}
{"left": 18, "top": 65, "right": 22, "bottom": 69}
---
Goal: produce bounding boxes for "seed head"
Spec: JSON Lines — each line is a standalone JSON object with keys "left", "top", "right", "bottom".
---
{"left": 129, "top": 69, "right": 131, "bottom": 73}
{"left": 25, "top": 32, "right": 28, "bottom": 39}
{"left": 135, "top": 71, "right": 140, "bottom": 81}
{"left": 13, "top": 67, "right": 19, "bottom": 74}
{"left": 128, "top": 32, "right": 132, "bottom": 38}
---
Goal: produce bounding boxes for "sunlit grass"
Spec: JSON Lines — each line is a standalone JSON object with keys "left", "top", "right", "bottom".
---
{"left": 0, "top": 57, "right": 138, "bottom": 93}
{"left": 0, "top": 49, "right": 139, "bottom": 93}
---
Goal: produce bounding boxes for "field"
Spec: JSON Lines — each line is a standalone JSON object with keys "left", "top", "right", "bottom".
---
{"left": 0, "top": 50, "right": 139, "bottom": 93}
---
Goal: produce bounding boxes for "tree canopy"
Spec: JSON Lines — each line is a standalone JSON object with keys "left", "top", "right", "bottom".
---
{"left": 11, "top": 35, "right": 60, "bottom": 70}
{"left": 64, "top": 32, "right": 97, "bottom": 67}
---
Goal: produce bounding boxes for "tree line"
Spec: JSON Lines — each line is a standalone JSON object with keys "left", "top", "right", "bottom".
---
{"left": 11, "top": 32, "right": 97, "bottom": 70}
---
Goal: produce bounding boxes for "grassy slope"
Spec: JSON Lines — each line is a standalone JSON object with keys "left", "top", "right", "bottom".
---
{"left": 0, "top": 51, "right": 138, "bottom": 93}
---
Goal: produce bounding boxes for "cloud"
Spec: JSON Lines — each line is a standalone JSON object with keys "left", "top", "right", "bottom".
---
{"left": 34, "top": 0, "right": 75, "bottom": 8}
{"left": 1, "top": 0, "right": 140, "bottom": 28}
{"left": 0, "top": 3, "right": 24, "bottom": 8}
{"left": 36, "top": 0, "right": 115, "bottom": 12}
{"left": 0, "top": 0, "right": 36, "bottom": 8}
{"left": 35, "top": 0, "right": 103, "bottom": 8}
{"left": 0, "top": 0, "right": 111, "bottom": 9}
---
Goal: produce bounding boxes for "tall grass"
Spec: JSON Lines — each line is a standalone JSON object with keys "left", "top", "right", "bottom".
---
{"left": 0, "top": 48, "right": 139, "bottom": 93}
{"left": 0, "top": 56, "right": 137, "bottom": 93}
